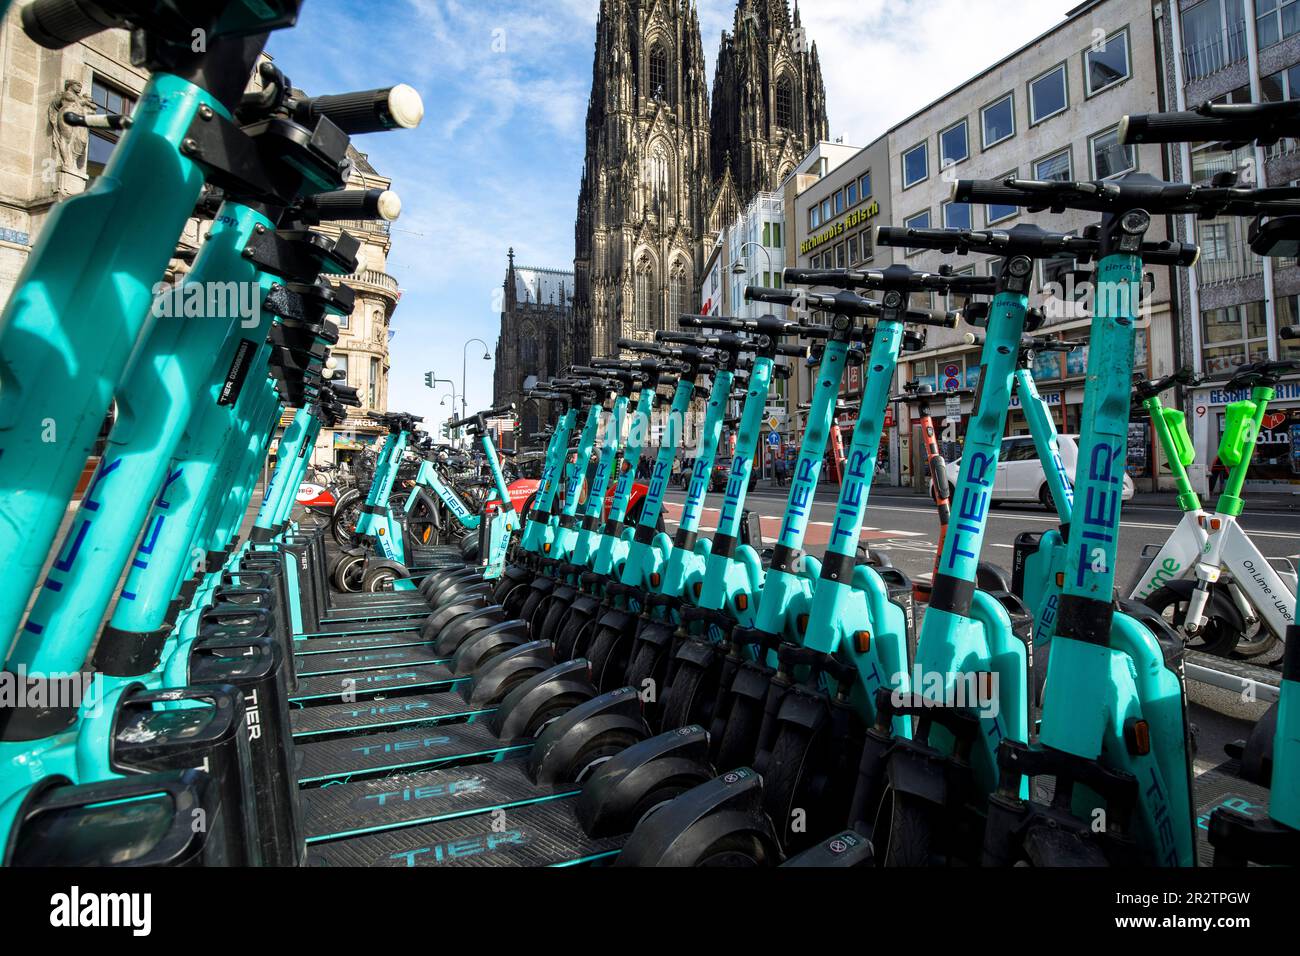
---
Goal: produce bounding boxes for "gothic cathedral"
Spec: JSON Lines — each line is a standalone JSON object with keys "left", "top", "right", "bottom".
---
{"left": 573, "top": 0, "right": 828, "bottom": 361}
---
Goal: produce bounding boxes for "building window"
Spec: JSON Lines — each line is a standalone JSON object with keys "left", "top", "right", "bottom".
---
{"left": 846, "top": 179, "right": 858, "bottom": 206}
{"left": 649, "top": 44, "right": 670, "bottom": 102}
{"left": 858, "top": 229, "right": 874, "bottom": 261}
{"left": 943, "top": 200, "right": 972, "bottom": 230}
{"left": 1028, "top": 63, "right": 1068, "bottom": 124}
{"left": 1090, "top": 126, "right": 1136, "bottom": 179}
{"left": 860, "top": 172, "right": 872, "bottom": 199}
{"left": 821, "top": 198, "right": 832, "bottom": 222}
{"left": 1256, "top": 0, "right": 1300, "bottom": 49}
{"left": 1040, "top": 254, "right": 1078, "bottom": 295}
{"left": 635, "top": 263, "right": 655, "bottom": 331}
{"left": 940, "top": 119, "right": 970, "bottom": 169}
{"left": 368, "top": 357, "right": 381, "bottom": 408}
{"left": 1034, "top": 148, "right": 1072, "bottom": 182}
{"left": 903, "top": 210, "right": 930, "bottom": 257}
{"left": 1085, "top": 29, "right": 1131, "bottom": 96}
{"left": 1201, "top": 302, "right": 1268, "bottom": 376}
{"left": 337, "top": 307, "right": 351, "bottom": 330}
{"left": 987, "top": 168, "right": 1019, "bottom": 223}
{"left": 833, "top": 189, "right": 844, "bottom": 215}
{"left": 775, "top": 76, "right": 794, "bottom": 129}
{"left": 669, "top": 266, "right": 689, "bottom": 325}
{"left": 902, "top": 142, "right": 928, "bottom": 188}
{"left": 835, "top": 242, "right": 846, "bottom": 268}
{"left": 847, "top": 233, "right": 859, "bottom": 263}
{"left": 332, "top": 352, "right": 350, "bottom": 386}
{"left": 1182, "top": 0, "right": 1247, "bottom": 82}
{"left": 981, "top": 94, "right": 1015, "bottom": 149}
{"left": 87, "top": 78, "right": 137, "bottom": 179}
{"left": 810, "top": 204, "right": 821, "bottom": 229}
{"left": 945, "top": 265, "right": 978, "bottom": 312}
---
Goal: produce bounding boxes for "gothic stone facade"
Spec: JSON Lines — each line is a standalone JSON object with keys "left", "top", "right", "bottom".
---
{"left": 493, "top": 250, "right": 576, "bottom": 437}
{"left": 573, "top": 0, "right": 827, "bottom": 360}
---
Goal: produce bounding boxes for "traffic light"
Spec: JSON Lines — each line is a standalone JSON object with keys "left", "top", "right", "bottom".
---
{"left": 423, "top": 371, "right": 434, "bottom": 388}
{"left": 441, "top": 421, "right": 449, "bottom": 439}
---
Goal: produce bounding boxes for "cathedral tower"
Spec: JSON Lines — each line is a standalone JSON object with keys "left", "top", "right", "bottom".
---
{"left": 710, "top": 0, "right": 828, "bottom": 203}
{"left": 573, "top": 0, "right": 712, "bottom": 360}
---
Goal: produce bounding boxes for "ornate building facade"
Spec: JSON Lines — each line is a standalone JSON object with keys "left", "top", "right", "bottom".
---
{"left": 0, "top": 9, "right": 402, "bottom": 469}
{"left": 571, "top": 0, "right": 828, "bottom": 360}
{"left": 493, "top": 249, "right": 576, "bottom": 437}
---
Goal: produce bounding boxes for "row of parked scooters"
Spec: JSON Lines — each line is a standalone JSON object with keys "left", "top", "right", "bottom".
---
{"left": 0, "top": 0, "right": 1296, "bottom": 866}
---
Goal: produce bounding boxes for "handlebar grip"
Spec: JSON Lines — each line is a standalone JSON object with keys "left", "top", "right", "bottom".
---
{"left": 744, "top": 287, "right": 801, "bottom": 307}
{"left": 302, "top": 188, "right": 401, "bottom": 222}
{"left": 906, "top": 307, "right": 961, "bottom": 329}
{"left": 783, "top": 268, "right": 870, "bottom": 288}
{"left": 949, "top": 179, "right": 1030, "bottom": 207}
{"left": 293, "top": 84, "right": 425, "bottom": 134}
{"left": 680, "top": 314, "right": 744, "bottom": 332}
{"left": 775, "top": 342, "right": 809, "bottom": 358}
{"left": 1119, "top": 110, "right": 1261, "bottom": 146}
{"left": 21, "top": 0, "right": 125, "bottom": 49}
{"left": 876, "top": 225, "right": 965, "bottom": 251}
{"left": 1281, "top": 325, "right": 1300, "bottom": 340}
{"left": 331, "top": 384, "right": 362, "bottom": 406}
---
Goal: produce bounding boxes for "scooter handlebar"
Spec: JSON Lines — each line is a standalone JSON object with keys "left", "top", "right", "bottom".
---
{"left": 292, "top": 84, "right": 425, "bottom": 135}
{"left": 22, "top": 0, "right": 127, "bottom": 49}
{"left": 1281, "top": 324, "right": 1300, "bottom": 340}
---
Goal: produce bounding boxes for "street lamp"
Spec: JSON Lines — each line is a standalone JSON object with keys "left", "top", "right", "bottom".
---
{"left": 731, "top": 240, "right": 773, "bottom": 282}
{"left": 425, "top": 372, "right": 459, "bottom": 446}
{"left": 462, "top": 337, "right": 492, "bottom": 421}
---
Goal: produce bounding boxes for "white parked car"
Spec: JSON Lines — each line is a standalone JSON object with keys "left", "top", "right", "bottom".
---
{"left": 944, "top": 435, "right": 1135, "bottom": 511}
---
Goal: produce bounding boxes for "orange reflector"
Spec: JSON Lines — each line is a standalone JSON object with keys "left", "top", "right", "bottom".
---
{"left": 650, "top": 573, "right": 661, "bottom": 587}
{"left": 543, "top": 543, "right": 551, "bottom": 553}
{"left": 693, "top": 582, "right": 702, "bottom": 598}
{"left": 1124, "top": 718, "right": 1151, "bottom": 756}
{"left": 1055, "top": 572, "right": 1065, "bottom": 587}
{"left": 377, "top": 528, "right": 385, "bottom": 536}
{"left": 854, "top": 630, "right": 871, "bottom": 653}
{"left": 797, "top": 614, "right": 809, "bottom": 636}
{"left": 1210, "top": 518, "right": 1222, "bottom": 531}
{"left": 736, "top": 594, "right": 748, "bottom": 611}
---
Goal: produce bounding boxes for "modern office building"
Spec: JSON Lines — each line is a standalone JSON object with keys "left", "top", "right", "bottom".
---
{"left": 1154, "top": 0, "right": 1300, "bottom": 492}
{"left": 786, "top": 0, "right": 1176, "bottom": 488}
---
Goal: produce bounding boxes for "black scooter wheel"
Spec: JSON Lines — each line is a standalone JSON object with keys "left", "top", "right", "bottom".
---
{"left": 331, "top": 553, "right": 365, "bottom": 592}
{"left": 873, "top": 784, "right": 939, "bottom": 867}
{"left": 658, "top": 658, "right": 707, "bottom": 732}
{"left": 625, "top": 641, "right": 670, "bottom": 724}
{"left": 556, "top": 612, "right": 596, "bottom": 662}
{"left": 501, "top": 583, "right": 530, "bottom": 620}
{"left": 537, "top": 597, "right": 572, "bottom": 648}
{"left": 712, "top": 693, "right": 764, "bottom": 770}
{"left": 586, "top": 625, "right": 632, "bottom": 691}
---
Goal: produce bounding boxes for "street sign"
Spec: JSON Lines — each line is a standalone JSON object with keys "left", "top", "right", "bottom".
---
{"left": 944, "top": 395, "right": 962, "bottom": 421}
{"left": 767, "top": 431, "right": 781, "bottom": 447}
{"left": 768, "top": 416, "right": 780, "bottom": 430}
{"left": 765, "top": 406, "right": 787, "bottom": 422}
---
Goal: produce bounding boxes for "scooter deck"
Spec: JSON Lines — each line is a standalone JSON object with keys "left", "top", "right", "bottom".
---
{"left": 1193, "top": 760, "right": 1272, "bottom": 866}
{"left": 296, "top": 619, "right": 424, "bottom": 638}
{"left": 289, "top": 663, "right": 465, "bottom": 703}
{"left": 321, "top": 606, "right": 429, "bottom": 624}
{"left": 325, "top": 593, "right": 431, "bottom": 610}
{"left": 294, "top": 631, "right": 433, "bottom": 654}
{"left": 301, "top": 760, "right": 576, "bottom": 842}
{"left": 293, "top": 645, "right": 448, "bottom": 678}
{"left": 294, "top": 722, "right": 529, "bottom": 784}
{"left": 304, "top": 796, "right": 621, "bottom": 866}
{"left": 290, "top": 692, "right": 495, "bottom": 739}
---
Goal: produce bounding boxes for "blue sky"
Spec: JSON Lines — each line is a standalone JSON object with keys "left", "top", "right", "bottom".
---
{"left": 267, "top": 0, "right": 1068, "bottom": 423}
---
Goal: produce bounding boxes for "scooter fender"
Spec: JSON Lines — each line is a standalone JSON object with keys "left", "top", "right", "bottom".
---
{"left": 488, "top": 659, "right": 595, "bottom": 739}
{"left": 596, "top": 608, "right": 635, "bottom": 635}
{"left": 452, "top": 619, "right": 533, "bottom": 675}
{"left": 614, "top": 767, "right": 782, "bottom": 867}
{"left": 420, "top": 595, "right": 492, "bottom": 639}
{"left": 434, "top": 605, "right": 510, "bottom": 656}
{"left": 885, "top": 744, "right": 952, "bottom": 810}
{"left": 576, "top": 725, "right": 713, "bottom": 837}
{"left": 466, "top": 641, "right": 560, "bottom": 709}
{"left": 528, "top": 686, "right": 648, "bottom": 785}
{"left": 851, "top": 564, "right": 911, "bottom": 708}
